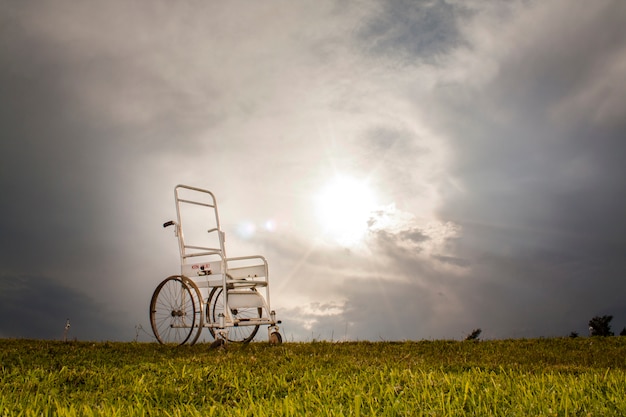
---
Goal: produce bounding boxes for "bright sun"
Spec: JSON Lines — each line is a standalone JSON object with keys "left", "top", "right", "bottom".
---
{"left": 314, "top": 176, "right": 378, "bottom": 245}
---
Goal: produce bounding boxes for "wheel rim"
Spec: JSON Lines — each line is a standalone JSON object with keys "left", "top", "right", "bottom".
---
{"left": 207, "top": 287, "right": 261, "bottom": 343}
{"left": 150, "top": 276, "right": 197, "bottom": 345}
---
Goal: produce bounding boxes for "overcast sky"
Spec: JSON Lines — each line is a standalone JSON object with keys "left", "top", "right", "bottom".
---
{"left": 2, "top": 0, "right": 626, "bottom": 342}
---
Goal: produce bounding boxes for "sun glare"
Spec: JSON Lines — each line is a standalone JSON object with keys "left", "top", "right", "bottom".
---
{"left": 314, "top": 176, "right": 377, "bottom": 246}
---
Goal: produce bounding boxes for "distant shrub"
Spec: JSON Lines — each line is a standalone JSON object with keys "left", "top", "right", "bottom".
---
{"left": 464, "top": 328, "right": 482, "bottom": 341}
{"left": 589, "top": 315, "right": 614, "bottom": 337}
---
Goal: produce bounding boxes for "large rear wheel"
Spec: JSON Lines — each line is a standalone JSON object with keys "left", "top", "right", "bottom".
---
{"left": 150, "top": 276, "right": 202, "bottom": 345}
{"left": 207, "top": 287, "right": 261, "bottom": 343}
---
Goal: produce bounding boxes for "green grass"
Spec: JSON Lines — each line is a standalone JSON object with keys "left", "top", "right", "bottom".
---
{"left": 2, "top": 338, "right": 626, "bottom": 416}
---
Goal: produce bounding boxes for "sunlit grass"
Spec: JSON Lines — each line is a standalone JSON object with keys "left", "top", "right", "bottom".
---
{"left": 1, "top": 338, "right": 626, "bottom": 416}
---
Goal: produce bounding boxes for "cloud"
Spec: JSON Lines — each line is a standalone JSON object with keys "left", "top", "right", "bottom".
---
{"left": 1, "top": 0, "right": 625, "bottom": 341}
{"left": 0, "top": 274, "right": 124, "bottom": 340}
{"left": 439, "top": 1, "right": 626, "bottom": 247}
{"left": 357, "top": 0, "right": 469, "bottom": 63}
{"left": 268, "top": 0, "right": 626, "bottom": 340}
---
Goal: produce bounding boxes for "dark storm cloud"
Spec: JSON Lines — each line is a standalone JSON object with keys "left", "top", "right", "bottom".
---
{"left": 436, "top": 2, "right": 626, "bottom": 246}
{"left": 436, "top": 1, "right": 626, "bottom": 226}
{"left": 0, "top": 274, "right": 123, "bottom": 340}
{"left": 0, "top": 21, "right": 110, "bottom": 272}
{"left": 433, "top": 1, "right": 626, "bottom": 336}
{"left": 357, "top": 0, "right": 470, "bottom": 63}
{"left": 346, "top": 219, "right": 625, "bottom": 339}
{"left": 0, "top": 3, "right": 178, "bottom": 340}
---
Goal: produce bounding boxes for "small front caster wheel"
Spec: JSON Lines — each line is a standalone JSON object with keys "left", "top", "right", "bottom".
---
{"left": 269, "top": 332, "right": 283, "bottom": 345}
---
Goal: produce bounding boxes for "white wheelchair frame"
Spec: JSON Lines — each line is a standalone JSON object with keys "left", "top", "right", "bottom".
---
{"left": 150, "top": 185, "right": 282, "bottom": 345}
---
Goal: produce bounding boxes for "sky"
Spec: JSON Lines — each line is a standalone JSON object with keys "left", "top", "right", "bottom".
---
{"left": 1, "top": 0, "right": 626, "bottom": 342}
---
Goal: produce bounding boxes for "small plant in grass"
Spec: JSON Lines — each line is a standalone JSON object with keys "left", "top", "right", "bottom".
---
{"left": 464, "top": 328, "right": 482, "bottom": 341}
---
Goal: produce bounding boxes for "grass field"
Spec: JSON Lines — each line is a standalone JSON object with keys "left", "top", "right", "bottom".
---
{"left": 2, "top": 337, "right": 626, "bottom": 416}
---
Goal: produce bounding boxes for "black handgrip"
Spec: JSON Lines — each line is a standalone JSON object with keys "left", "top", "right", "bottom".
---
{"left": 163, "top": 221, "right": 175, "bottom": 228}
